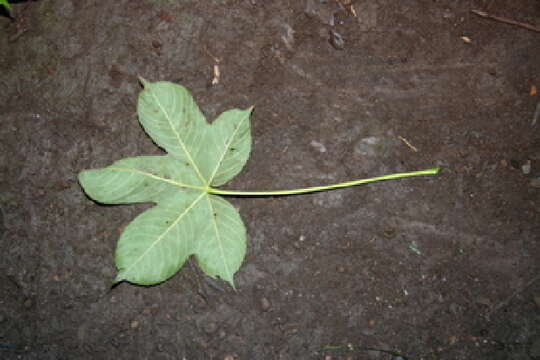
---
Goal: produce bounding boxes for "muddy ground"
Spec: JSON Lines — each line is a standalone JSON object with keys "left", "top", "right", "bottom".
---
{"left": 1, "top": 1, "right": 539, "bottom": 359}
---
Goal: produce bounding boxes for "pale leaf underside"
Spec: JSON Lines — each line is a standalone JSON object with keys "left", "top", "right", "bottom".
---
{"left": 79, "top": 79, "right": 441, "bottom": 288}
{"left": 79, "top": 80, "right": 252, "bottom": 287}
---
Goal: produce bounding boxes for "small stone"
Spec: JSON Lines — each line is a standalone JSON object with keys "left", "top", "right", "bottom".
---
{"left": 521, "top": 160, "right": 531, "bottom": 174}
{"left": 223, "top": 354, "right": 235, "bottom": 360}
{"left": 310, "top": 140, "right": 327, "bottom": 153}
{"left": 337, "top": 265, "right": 346, "bottom": 273}
{"left": 329, "top": 29, "right": 345, "bottom": 50}
{"left": 130, "top": 320, "right": 139, "bottom": 329}
{"left": 203, "top": 321, "right": 218, "bottom": 334}
{"left": 23, "top": 298, "right": 32, "bottom": 308}
{"left": 533, "top": 296, "right": 540, "bottom": 308}
{"left": 475, "top": 297, "right": 491, "bottom": 307}
{"left": 260, "top": 297, "right": 271, "bottom": 311}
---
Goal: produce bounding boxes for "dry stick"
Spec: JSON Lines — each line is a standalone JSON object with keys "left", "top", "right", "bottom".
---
{"left": 472, "top": 9, "right": 540, "bottom": 33}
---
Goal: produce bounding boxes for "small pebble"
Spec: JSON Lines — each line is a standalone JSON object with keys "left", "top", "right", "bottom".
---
{"left": 204, "top": 321, "right": 218, "bottom": 334}
{"left": 310, "top": 140, "right": 327, "bottom": 153}
{"left": 260, "top": 297, "right": 271, "bottom": 312}
{"left": 130, "top": 320, "right": 139, "bottom": 329}
{"left": 475, "top": 297, "right": 491, "bottom": 307}
{"left": 329, "top": 29, "right": 345, "bottom": 50}
{"left": 521, "top": 160, "right": 531, "bottom": 174}
{"left": 533, "top": 296, "right": 540, "bottom": 308}
{"left": 223, "top": 354, "right": 235, "bottom": 360}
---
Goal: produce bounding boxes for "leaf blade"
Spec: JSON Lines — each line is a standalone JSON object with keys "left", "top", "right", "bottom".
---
{"left": 194, "top": 195, "right": 247, "bottom": 287}
{"left": 204, "top": 107, "right": 253, "bottom": 186}
{"left": 79, "top": 155, "right": 203, "bottom": 204}
{"left": 138, "top": 81, "right": 208, "bottom": 184}
{"left": 81, "top": 80, "right": 252, "bottom": 287}
{"left": 115, "top": 191, "right": 207, "bottom": 284}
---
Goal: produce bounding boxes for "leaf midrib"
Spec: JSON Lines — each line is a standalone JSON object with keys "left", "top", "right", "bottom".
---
{"left": 120, "top": 192, "right": 207, "bottom": 280}
{"left": 207, "top": 110, "right": 249, "bottom": 185}
{"left": 150, "top": 88, "right": 208, "bottom": 186}
{"left": 109, "top": 167, "right": 206, "bottom": 191}
{"left": 205, "top": 195, "right": 232, "bottom": 282}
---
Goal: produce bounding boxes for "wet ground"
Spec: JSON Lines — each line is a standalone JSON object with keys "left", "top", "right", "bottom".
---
{"left": 1, "top": 1, "right": 539, "bottom": 359}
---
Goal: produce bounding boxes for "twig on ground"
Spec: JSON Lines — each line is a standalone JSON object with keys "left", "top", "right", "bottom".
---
{"left": 532, "top": 102, "right": 540, "bottom": 126}
{"left": 398, "top": 136, "right": 419, "bottom": 152}
{"left": 471, "top": 9, "right": 540, "bottom": 33}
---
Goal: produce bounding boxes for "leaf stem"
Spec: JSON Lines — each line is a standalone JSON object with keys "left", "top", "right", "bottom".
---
{"left": 208, "top": 167, "right": 440, "bottom": 196}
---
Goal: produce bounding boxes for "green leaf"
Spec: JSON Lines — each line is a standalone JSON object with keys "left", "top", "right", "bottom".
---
{"left": 79, "top": 80, "right": 251, "bottom": 287}
{"left": 79, "top": 78, "right": 441, "bottom": 290}
{"left": 0, "top": 0, "right": 10, "bottom": 10}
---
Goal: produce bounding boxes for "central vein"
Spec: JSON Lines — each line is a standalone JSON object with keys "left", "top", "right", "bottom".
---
{"left": 151, "top": 89, "right": 207, "bottom": 186}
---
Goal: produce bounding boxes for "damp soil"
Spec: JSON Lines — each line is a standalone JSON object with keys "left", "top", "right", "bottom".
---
{"left": 1, "top": 1, "right": 539, "bottom": 359}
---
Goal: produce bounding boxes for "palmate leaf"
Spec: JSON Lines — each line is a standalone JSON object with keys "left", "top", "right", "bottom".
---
{"left": 79, "top": 79, "right": 252, "bottom": 287}
{"left": 79, "top": 79, "right": 441, "bottom": 290}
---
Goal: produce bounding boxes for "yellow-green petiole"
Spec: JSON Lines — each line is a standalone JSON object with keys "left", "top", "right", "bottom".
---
{"left": 208, "top": 167, "right": 441, "bottom": 196}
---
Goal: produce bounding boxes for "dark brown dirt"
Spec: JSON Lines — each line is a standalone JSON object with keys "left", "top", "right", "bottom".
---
{"left": 1, "top": 1, "right": 539, "bottom": 359}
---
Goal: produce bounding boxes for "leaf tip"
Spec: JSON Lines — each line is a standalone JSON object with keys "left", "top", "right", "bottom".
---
{"left": 221, "top": 275, "right": 238, "bottom": 291}
{"left": 138, "top": 76, "right": 149, "bottom": 88}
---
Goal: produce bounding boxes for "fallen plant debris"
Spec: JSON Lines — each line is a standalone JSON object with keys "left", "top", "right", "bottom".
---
{"left": 79, "top": 79, "right": 440, "bottom": 288}
{"left": 472, "top": 9, "right": 540, "bottom": 33}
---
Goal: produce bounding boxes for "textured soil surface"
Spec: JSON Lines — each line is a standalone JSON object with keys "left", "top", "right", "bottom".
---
{"left": 1, "top": 1, "right": 539, "bottom": 359}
